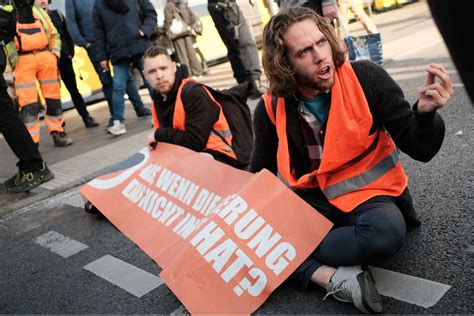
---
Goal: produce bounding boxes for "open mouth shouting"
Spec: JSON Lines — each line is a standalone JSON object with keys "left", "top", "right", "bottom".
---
{"left": 318, "top": 65, "right": 332, "bottom": 80}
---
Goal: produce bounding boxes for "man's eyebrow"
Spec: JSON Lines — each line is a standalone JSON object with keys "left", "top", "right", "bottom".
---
{"left": 294, "top": 34, "right": 326, "bottom": 56}
{"left": 295, "top": 44, "right": 312, "bottom": 56}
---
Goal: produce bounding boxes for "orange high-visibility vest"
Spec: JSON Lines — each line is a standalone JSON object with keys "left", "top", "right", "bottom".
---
{"left": 14, "top": 6, "right": 61, "bottom": 57}
{"left": 263, "top": 62, "right": 408, "bottom": 212}
{"left": 152, "top": 78, "right": 237, "bottom": 160}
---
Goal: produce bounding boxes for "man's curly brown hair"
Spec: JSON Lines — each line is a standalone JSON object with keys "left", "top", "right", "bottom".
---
{"left": 262, "top": 7, "right": 347, "bottom": 97}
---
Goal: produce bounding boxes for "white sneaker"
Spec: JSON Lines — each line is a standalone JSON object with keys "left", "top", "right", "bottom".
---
{"left": 107, "top": 120, "right": 126, "bottom": 136}
{"left": 324, "top": 265, "right": 383, "bottom": 313}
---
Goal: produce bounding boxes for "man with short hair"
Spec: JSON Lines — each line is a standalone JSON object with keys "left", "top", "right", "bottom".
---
{"left": 251, "top": 7, "right": 452, "bottom": 313}
{"left": 143, "top": 45, "right": 240, "bottom": 168}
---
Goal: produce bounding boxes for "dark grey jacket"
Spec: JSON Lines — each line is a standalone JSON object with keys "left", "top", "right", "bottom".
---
{"left": 93, "top": 0, "right": 157, "bottom": 63}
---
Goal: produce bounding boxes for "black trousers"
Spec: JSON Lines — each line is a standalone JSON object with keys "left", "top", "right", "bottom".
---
{"left": 58, "top": 56, "right": 90, "bottom": 119}
{"left": 0, "top": 75, "right": 43, "bottom": 172}
{"left": 207, "top": 3, "right": 261, "bottom": 83}
{"left": 292, "top": 190, "right": 406, "bottom": 289}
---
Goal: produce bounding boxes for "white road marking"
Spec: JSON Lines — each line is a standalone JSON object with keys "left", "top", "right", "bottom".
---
{"left": 370, "top": 266, "right": 452, "bottom": 308}
{"left": 467, "top": 244, "right": 474, "bottom": 254}
{"left": 33, "top": 230, "right": 88, "bottom": 258}
{"left": 84, "top": 255, "right": 163, "bottom": 298}
{"left": 64, "top": 192, "right": 85, "bottom": 208}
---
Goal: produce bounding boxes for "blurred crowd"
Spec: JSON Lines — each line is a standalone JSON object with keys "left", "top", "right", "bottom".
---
{"left": 1, "top": 0, "right": 380, "bottom": 192}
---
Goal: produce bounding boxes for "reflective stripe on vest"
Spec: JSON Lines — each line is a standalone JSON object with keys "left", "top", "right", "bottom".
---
{"left": 152, "top": 78, "right": 237, "bottom": 160}
{"left": 32, "top": 6, "right": 50, "bottom": 41}
{"left": 322, "top": 148, "right": 400, "bottom": 200}
{"left": 262, "top": 61, "right": 408, "bottom": 212}
{"left": 33, "top": 6, "right": 61, "bottom": 57}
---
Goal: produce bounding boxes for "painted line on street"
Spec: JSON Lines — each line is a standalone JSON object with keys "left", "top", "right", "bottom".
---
{"left": 370, "top": 266, "right": 451, "bottom": 308}
{"left": 84, "top": 255, "right": 163, "bottom": 298}
{"left": 64, "top": 191, "right": 85, "bottom": 208}
{"left": 33, "top": 230, "right": 89, "bottom": 258}
{"left": 467, "top": 244, "right": 474, "bottom": 254}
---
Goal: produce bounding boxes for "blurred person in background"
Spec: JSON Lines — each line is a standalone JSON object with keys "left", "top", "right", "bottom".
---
{"left": 190, "top": 10, "right": 209, "bottom": 75}
{"left": 12, "top": 0, "right": 73, "bottom": 147}
{"left": 93, "top": 0, "right": 156, "bottom": 136}
{"left": 207, "top": 0, "right": 265, "bottom": 99}
{"left": 428, "top": 0, "right": 474, "bottom": 103}
{"left": 164, "top": 0, "right": 203, "bottom": 77}
{"left": 1, "top": 2, "right": 54, "bottom": 193}
{"left": 276, "top": 0, "right": 338, "bottom": 19}
{"left": 66, "top": 0, "right": 152, "bottom": 129}
{"left": 337, "top": 0, "right": 378, "bottom": 36}
{"left": 35, "top": 0, "right": 99, "bottom": 128}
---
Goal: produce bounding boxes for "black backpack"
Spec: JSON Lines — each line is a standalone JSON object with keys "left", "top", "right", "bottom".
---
{"left": 183, "top": 81, "right": 254, "bottom": 169}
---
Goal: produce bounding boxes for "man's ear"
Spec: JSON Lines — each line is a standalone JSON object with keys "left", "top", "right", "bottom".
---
{"left": 172, "top": 61, "right": 177, "bottom": 73}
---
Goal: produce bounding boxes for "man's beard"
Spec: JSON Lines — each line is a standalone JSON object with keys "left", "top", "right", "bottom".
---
{"left": 296, "top": 71, "right": 335, "bottom": 94}
{"left": 155, "top": 82, "right": 172, "bottom": 95}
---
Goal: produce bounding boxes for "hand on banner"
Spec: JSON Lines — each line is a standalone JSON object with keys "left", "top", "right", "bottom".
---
{"left": 418, "top": 63, "right": 452, "bottom": 112}
{"left": 147, "top": 132, "right": 157, "bottom": 150}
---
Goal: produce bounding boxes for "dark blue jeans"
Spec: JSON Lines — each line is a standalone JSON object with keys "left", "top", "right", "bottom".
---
{"left": 293, "top": 191, "right": 406, "bottom": 289}
{"left": 111, "top": 54, "right": 152, "bottom": 123}
{"left": 86, "top": 46, "right": 146, "bottom": 124}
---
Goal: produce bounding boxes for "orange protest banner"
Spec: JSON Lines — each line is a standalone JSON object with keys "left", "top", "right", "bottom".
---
{"left": 80, "top": 143, "right": 332, "bottom": 314}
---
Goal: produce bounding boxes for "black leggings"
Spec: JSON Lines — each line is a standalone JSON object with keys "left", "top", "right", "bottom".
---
{"left": 293, "top": 191, "right": 406, "bottom": 289}
{"left": 58, "top": 57, "right": 89, "bottom": 119}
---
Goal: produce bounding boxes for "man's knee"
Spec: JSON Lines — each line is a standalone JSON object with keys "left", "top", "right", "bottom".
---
{"left": 359, "top": 212, "right": 406, "bottom": 259}
{"left": 373, "top": 219, "right": 406, "bottom": 256}
{"left": 112, "top": 78, "right": 127, "bottom": 93}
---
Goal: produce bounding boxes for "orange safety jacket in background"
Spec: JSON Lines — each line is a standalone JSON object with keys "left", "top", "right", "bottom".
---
{"left": 13, "top": 6, "right": 63, "bottom": 143}
{"left": 14, "top": 6, "right": 61, "bottom": 57}
{"left": 152, "top": 78, "right": 237, "bottom": 160}
{"left": 263, "top": 61, "right": 408, "bottom": 212}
